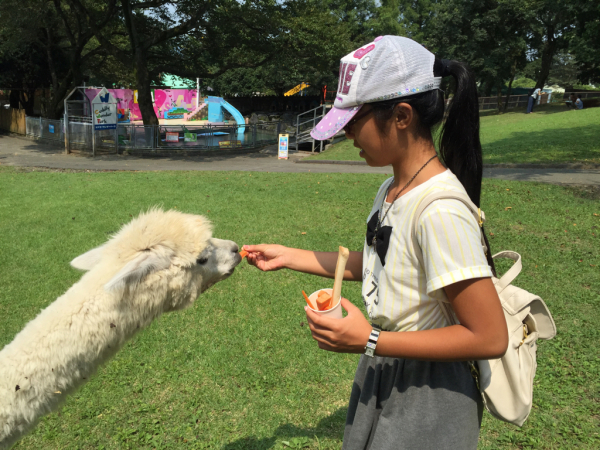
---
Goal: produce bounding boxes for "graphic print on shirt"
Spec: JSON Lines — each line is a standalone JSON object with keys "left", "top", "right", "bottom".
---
{"left": 362, "top": 267, "right": 379, "bottom": 318}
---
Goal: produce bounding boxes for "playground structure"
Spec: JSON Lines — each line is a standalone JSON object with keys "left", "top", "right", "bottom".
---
{"left": 59, "top": 88, "right": 252, "bottom": 152}
{"left": 284, "top": 83, "right": 310, "bottom": 97}
{"left": 81, "top": 89, "right": 246, "bottom": 128}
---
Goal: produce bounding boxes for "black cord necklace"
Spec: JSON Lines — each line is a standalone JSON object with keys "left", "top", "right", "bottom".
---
{"left": 372, "top": 153, "right": 439, "bottom": 247}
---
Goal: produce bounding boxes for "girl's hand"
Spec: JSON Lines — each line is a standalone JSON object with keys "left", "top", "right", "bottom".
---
{"left": 243, "top": 244, "right": 288, "bottom": 272}
{"left": 305, "top": 298, "right": 372, "bottom": 353}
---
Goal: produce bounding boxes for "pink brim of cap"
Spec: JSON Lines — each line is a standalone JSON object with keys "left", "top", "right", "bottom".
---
{"left": 310, "top": 104, "right": 363, "bottom": 140}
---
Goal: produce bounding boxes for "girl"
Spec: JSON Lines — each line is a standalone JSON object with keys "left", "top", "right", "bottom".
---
{"left": 244, "top": 36, "right": 508, "bottom": 449}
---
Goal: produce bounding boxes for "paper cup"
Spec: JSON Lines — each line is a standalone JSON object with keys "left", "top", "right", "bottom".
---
{"left": 307, "top": 288, "right": 343, "bottom": 319}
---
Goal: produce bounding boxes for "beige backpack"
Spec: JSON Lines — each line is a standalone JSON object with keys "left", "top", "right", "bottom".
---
{"left": 412, "top": 191, "right": 557, "bottom": 426}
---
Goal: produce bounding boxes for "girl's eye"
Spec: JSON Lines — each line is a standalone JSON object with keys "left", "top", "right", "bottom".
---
{"left": 196, "top": 257, "right": 208, "bottom": 265}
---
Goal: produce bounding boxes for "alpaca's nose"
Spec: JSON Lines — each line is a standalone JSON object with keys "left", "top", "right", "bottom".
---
{"left": 231, "top": 243, "right": 240, "bottom": 253}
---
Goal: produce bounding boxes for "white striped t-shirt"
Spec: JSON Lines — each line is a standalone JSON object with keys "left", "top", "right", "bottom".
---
{"left": 361, "top": 170, "right": 493, "bottom": 331}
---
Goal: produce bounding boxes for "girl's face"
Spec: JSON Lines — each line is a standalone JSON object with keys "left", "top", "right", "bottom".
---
{"left": 344, "top": 105, "right": 402, "bottom": 167}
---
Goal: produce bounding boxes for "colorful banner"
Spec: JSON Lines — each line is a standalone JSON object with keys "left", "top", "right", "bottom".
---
{"left": 85, "top": 88, "right": 198, "bottom": 122}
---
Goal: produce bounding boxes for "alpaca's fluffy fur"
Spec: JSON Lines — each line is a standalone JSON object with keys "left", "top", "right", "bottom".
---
{"left": 0, "top": 209, "right": 241, "bottom": 449}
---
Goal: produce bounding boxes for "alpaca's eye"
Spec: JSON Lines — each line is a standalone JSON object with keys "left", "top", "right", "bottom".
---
{"left": 196, "top": 257, "right": 208, "bottom": 265}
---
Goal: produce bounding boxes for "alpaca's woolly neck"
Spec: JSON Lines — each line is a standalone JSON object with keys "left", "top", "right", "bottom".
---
{"left": 0, "top": 209, "right": 237, "bottom": 449}
{"left": 0, "top": 271, "right": 170, "bottom": 449}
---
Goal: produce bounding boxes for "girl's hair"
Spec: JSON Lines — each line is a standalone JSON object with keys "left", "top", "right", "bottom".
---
{"left": 369, "top": 59, "right": 496, "bottom": 274}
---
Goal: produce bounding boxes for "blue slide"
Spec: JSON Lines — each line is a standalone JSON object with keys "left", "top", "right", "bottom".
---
{"left": 206, "top": 96, "right": 245, "bottom": 137}
{"left": 219, "top": 98, "right": 246, "bottom": 135}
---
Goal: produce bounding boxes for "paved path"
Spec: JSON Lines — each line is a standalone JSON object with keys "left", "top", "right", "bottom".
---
{"left": 0, "top": 134, "right": 393, "bottom": 175}
{"left": 2, "top": 134, "right": 600, "bottom": 185}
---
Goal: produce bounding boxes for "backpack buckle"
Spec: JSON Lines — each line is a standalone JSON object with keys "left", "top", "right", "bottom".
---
{"left": 478, "top": 208, "right": 485, "bottom": 227}
{"left": 518, "top": 324, "right": 529, "bottom": 347}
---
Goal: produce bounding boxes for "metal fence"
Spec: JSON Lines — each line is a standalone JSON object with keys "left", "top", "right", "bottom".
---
{"left": 57, "top": 120, "right": 282, "bottom": 155}
{"left": 26, "top": 116, "right": 64, "bottom": 143}
{"left": 67, "top": 121, "right": 93, "bottom": 151}
{"left": 116, "top": 122, "right": 281, "bottom": 152}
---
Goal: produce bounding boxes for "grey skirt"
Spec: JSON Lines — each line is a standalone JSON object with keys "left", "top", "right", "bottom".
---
{"left": 343, "top": 355, "right": 483, "bottom": 450}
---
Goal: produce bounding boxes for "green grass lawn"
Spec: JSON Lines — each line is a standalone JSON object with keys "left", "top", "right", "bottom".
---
{"left": 1, "top": 166, "right": 599, "bottom": 449}
{"left": 305, "top": 104, "right": 600, "bottom": 164}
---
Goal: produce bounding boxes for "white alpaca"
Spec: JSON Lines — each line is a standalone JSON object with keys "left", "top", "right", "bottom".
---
{"left": 0, "top": 209, "right": 241, "bottom": 449}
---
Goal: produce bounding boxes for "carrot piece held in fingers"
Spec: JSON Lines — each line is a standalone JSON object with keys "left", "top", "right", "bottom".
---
{"left": 239, "top": 250, "right": 248, "bottom": 259}
{"left": 302, "top": 290, "right": 317, "bottom": 310}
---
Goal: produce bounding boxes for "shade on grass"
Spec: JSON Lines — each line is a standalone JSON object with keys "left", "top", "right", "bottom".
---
{"left": 1, "top": 167, "right": 598, "bottom": 449}
{"left": 305, "top": 104, "right": 600, "bottom": 164}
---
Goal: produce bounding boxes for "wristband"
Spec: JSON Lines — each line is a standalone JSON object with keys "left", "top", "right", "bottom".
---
{"left": 364, "top": 328, "right": 380, "bottom": 357}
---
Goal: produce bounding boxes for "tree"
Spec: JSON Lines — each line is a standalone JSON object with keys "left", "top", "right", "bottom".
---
{"left": 211, "top": 0, "right": 362, "bottom": 97}
{"left": 0, "top": 0, "right": 117, "bottom": 118}
{"left": 69, "top": 0, "right": 290, "bottom": 125}
{"left": 546, "top": 51, "right": 580, "bottom": 88}
{"left": 527, "top": 0, "right": 576, "bottom": 89}
{"left": 570, "top": 0, "right": 600, "bottom": 84}
{"left": 428, "top": 0, "right": 530, "bottom": 110}
{"left": 369, "top": 0, "right": 437, "bottom": 44}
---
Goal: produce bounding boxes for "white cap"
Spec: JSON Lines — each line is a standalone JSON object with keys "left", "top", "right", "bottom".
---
{"left": 311, "top": 36, "right": 441, "bottom": 140}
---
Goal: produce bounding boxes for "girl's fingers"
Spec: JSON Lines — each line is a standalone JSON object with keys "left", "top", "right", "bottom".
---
{"left": 243, "top": 244, "right": 269, "bottom": 254}
{"left": 340, "top": 297, "right": 360, "bottom": 315}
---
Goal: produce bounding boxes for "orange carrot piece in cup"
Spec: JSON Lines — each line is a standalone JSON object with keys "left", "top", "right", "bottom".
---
{"left": 239, "top": 250, "right": 248, "bottom": 258}
{"left": 302, "top": 290, "right": 317, "bottom": 310}
{"left": 316, "top": 293, "right": 332, "bottom": 311}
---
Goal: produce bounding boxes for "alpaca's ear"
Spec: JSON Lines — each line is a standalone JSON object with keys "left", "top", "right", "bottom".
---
{"left": 71, "top": 244, "right": 106, "bottom": 271}
{"left": 104, "top": 247, "right": 173, "bottom": 292}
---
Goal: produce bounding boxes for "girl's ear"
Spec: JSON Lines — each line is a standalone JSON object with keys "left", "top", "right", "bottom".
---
{"left": 394, "top": 103, "right": 414, "bottom": 130}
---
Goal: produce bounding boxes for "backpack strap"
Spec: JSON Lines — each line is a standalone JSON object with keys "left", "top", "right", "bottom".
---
{"left": 411, "top": 191, "right": 488, "bottom": 269}
{"left": 491, "top": 251, "right": 522, "bottom": 293}
{"left": 410, "top": 191, "right": 488, "bottom": 326}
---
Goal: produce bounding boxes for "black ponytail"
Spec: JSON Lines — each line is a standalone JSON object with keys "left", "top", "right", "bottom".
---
{"left": 370, "top": 58, "right": 496, "bottom": 274}
{"left": 437, "top": 60, "right": 483, "bottom": 207}
{"left": 437, "top": 60, "right": 495, "bottom": 274}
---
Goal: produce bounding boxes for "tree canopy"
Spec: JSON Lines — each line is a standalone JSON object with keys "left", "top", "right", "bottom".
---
{"left": 0, "top": 0, "right": 597, "bottom": 119}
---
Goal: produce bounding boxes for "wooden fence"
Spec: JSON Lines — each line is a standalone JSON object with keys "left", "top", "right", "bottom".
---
{"left": 0, "top": 108, "right": 26, "bottom": 134}
{"left": 478, "top": 93, "right": 551, "bottom": 111}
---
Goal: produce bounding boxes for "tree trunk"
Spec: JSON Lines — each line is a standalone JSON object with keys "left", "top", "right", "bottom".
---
{"left": 483, "top": 79, "right": 494, "bottom": 97}
{"left": 536, "top": 23, "right": 557, "bottom": 90}
{"left": 135, "top": 51, "right": 159, "bottom": 126}
{"left": 9, "top": 90, "right": 20, "bottom": 109}
{"left": 503, "top": 60, "right": 517, "bottom": 113}
{"left": 121, "top": 0, "right": 158, "bottom": 126}
{"left": 496, "top": 84, "right": 503, "bottom": 111}
{"left": 19, "top": 89, "right": 36, "bottom": 116}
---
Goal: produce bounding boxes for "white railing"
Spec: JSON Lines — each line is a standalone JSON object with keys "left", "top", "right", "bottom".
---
{"left": 295, "top": 104, "right": 329, "bottom": 153}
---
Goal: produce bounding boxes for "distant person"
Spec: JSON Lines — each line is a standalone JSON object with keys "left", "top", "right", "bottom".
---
{"left": 526, "top": 88, "right": 542, "bottom": 114}
{"left": 566, "top": 93, "right": 576, "bottom": 109}
{"left": 575, "top": 94, "right": 584, "bottom": 110}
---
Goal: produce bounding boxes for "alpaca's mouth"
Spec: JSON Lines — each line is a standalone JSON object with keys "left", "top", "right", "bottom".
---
{"left": 234, "top": 252, "right": 243, "bottom": 265}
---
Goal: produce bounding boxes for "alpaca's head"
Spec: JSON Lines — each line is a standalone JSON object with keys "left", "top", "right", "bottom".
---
{"left": 70, "top": 209, "right": 241, "bottom": 312}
